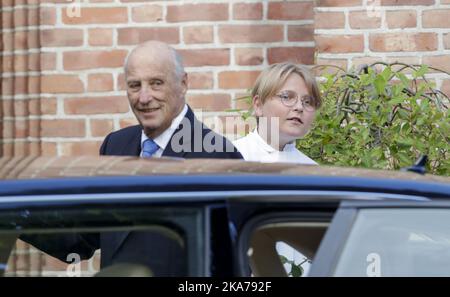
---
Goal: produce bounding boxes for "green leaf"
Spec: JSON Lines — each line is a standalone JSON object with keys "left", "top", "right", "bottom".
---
{"left": 396, "top": 138, "right": 413, "bottom": 147}
{"left": 291, "top": 264, "right": 303, "bottom": 277}
{"left": 413, "top": 65, "right": 429, "bottom": 78}
{"left": 395, "top": 72, "right": 410, "bottom": 88}
{"left": 279, "top": 255, "right": 288, "bottom": 265}
{"left": 374, "top": 75, "right": 386, "bottom": 96}
{"left": 389, "top": 94, "right": 406, "bottom": 105}
{"left": 398, "top": 109, "right": 409, "bottom": 119}
{"left": 416, "top": 117, "right": 425, "bottom": 126}
{"left": 398, "top": 152, "right": 412, "bottom": 166}
{"left": 381, "top": 66, "right": 392, "bottom": 81}
{"left": 401, "top": 122, "right": 411, "bottom": 133}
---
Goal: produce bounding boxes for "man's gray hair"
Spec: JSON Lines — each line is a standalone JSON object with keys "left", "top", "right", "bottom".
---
{"left": 172, "top": 48, "right": 185, "bottom": 79}
{"left": 124, "top": 45, "right": 185, "bottom": 80}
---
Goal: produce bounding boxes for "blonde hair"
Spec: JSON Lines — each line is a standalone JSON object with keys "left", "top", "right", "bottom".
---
{"left": 252, "top": 62, "right": 322, "bottom": 109}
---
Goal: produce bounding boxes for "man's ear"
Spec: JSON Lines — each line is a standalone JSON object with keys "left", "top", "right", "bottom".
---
{"left": 253, "top": 95, "right": 263, "bottom": 117}
{"left": 181, "top": 72, "right": 188, "bottom": 95}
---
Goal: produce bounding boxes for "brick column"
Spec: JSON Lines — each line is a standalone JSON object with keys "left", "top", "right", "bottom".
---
{"left": 1, "top": 0, "right": 42, "bottom": 158}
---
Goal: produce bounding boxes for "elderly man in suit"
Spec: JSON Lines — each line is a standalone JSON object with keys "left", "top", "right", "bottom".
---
{"left": 102, "top": 40, "right": 241, "bottom": 159}
{"left": 22, "top": 41, "right": 242, "bottom": 276}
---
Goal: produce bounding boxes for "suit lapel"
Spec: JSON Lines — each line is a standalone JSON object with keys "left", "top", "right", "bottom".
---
{"left": 121, "top": 125, "right": 142, "bottom": 156}
{"left": 162, "top": 106, "right": 199, "bottom": 159}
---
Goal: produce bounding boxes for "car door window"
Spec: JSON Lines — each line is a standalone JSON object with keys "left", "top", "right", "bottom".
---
{"left": 242, "top": 213, "right": 334, "bottom": 277}
{"left": 0, "top": 205, "right": 204, "bottom": 277}
{"left": 334, "top": 208, "right": 450, "bottom": 276}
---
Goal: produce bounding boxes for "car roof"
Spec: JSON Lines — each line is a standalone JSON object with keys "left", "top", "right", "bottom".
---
{"left": 0, "top": 156, "right": 448, "bottom": 203}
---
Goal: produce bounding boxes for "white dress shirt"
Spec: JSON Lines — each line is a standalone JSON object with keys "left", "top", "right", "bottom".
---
{"left": 140, "top": 104, "right": 188, "bottom": 158}
{"left": 233, "top": 128, "right": 316, "bottom": 276}
{"left": 232, "top": 129, "right": 317, "bottom": 165}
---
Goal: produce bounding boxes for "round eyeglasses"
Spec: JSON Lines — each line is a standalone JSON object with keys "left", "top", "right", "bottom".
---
{"left": 275, "top": 90, "right": 315, "bottom": 111}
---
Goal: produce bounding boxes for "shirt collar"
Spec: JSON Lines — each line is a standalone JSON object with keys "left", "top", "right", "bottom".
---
{"left": 250, "top": 128, "right": 296, "bottom": 153}
{"left": 140, "top": 104, "right": 188, "bottom": 151}
{"left": 249, "top": 129, "right": 276, "bottom": 153}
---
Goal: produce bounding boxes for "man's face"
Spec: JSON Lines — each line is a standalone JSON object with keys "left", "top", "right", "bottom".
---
{"left": 126, "top": 52, "right": 187, "bottom": 139}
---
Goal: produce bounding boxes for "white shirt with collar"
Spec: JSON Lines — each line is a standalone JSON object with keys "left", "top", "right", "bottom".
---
{"left": 232, "top": 129, "right": 317, "bottom": 165}
{"left": 140, "top": 104, "right": 188, "bottom": 158}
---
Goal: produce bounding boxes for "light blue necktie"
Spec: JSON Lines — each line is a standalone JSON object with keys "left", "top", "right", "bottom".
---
{"left": 142, "top": 138, "right": 159, "bottom": 158}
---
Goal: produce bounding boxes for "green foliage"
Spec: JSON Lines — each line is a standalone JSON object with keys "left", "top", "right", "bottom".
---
{"left": 234, "top": 62, "right": 450, "bottom": 175}
{"left": 302, "top": 63, "right": 449, "bottom": 175}
{"left": 279, "top": 255, "right": 310, "bottom": 277}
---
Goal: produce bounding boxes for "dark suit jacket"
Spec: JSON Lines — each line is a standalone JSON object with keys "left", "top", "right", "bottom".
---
{"left": 100, "top": 106, "right": 242, "bottom": 160}
{"left": 22, "top": 106, "right": 242, "bottom": 276}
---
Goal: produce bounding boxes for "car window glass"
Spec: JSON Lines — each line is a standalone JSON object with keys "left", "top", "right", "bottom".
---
{"left": 6, "top": 236, "right": 99, "bottom": 277}
{"left": 334, "top": 208, "right": 450, "bottom": 276}
{"left": 0, "top": 206, "right": 201, "bottom": 277}
{"left": 4, "top": 227, "right": 182, "bottom": 277}
{"left": 248, "top": 221, "right": 329, "bottom": 277}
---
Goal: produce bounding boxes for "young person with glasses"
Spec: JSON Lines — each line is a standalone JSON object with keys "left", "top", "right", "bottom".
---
{"left": 233, "top": 62, "right": 322, "bottom": 164}
{"left": 233, "top": 63, "right": 323, "bottom": 275}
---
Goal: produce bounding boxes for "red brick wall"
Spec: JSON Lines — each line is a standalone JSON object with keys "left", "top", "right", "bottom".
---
{"left": 315, "top": 0, "right": 450, "bottom": 94}
{"left": 1, "top": 1, "right": 449, "bottom": 159}
{"left": 1, "top": 0, "right": 317, "bottom": 157}
{"left": 1, "top": 1, "right": 448, "bottom": 159}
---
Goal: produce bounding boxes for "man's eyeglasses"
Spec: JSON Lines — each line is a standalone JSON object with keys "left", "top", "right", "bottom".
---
{"left": 275, "top": 90, "right": 315, "bottom": 111}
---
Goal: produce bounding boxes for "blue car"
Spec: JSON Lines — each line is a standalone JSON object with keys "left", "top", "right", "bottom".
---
{"left": 0, "top": 156, "right": 449, "bottom": 277}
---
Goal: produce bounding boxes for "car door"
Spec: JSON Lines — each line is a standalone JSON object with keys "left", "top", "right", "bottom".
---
{"left": 310, "top": 201, "right": 450, "bottom": 277}
{"left": 0, "top": 184, "right": 210, "bottom": 277}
